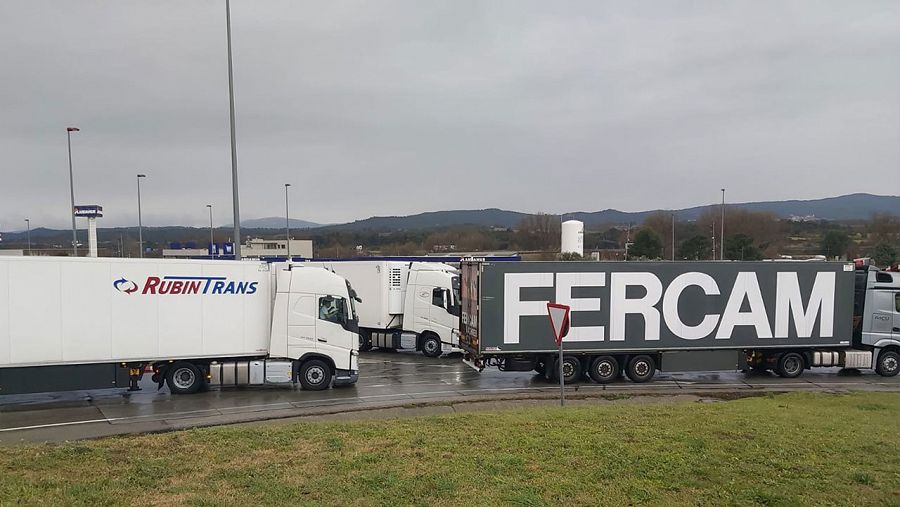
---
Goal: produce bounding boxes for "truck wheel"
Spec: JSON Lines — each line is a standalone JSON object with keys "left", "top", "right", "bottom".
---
{"left": 625, "top": 355, "right": 656, "bottom": 383}
{"left": 588, "top": 355, "right": 619, "bottom": 384}
{"left": 534, "top": 361, "right": 545, "bottom": 375}
{"left": 421, "top": 334, "right": 442, "bottom": 358}
{"left": 299, "top": 359, "right": 333, "bottom": 390}
{"left": 359, "top": 331, "right": 373, "bottom": 352}
{"left": 166, "top": 362, "right": 203, "bottom": 395}
{"left": 775, "top": 352, "right": 804, "bottom": 378}
{"left": 552, "top": 356, "right": 582, "bottom": 384}
{"left": 875, "top": 350, "right": 899, "bottom": 377}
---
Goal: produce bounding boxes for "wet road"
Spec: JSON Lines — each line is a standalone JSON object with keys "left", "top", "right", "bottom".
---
{"left": 2, "top": 350, "right": 898, "bottom": 443}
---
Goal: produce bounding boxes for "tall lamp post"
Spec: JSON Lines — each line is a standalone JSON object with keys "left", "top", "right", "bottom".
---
{"left": 137, "top": 174, "right": 146, "bottom": 258}
{"left": 226, "top": 0, "right": 242, "bottom": 260}
{"left": 671, "top": 213, "right": 676, "bottom": 261}
{"left": 66, "top": 127, "right": 80, "bottom": 256}
{"left": 720, "top": 188, "right": 726, "bottom": 260}
{"left": 284, "top": 183, "right": 291, "bottom": 260}
{"left": 25, "top": 218, "right": 31, "bottom": 256}
{"left": 207, "top": 204, "right": 214, "bottom": 259}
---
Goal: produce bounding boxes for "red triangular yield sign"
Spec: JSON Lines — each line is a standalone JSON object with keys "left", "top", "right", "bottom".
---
{"left": 547, "top": 303, "right": 571, "bottom": 346}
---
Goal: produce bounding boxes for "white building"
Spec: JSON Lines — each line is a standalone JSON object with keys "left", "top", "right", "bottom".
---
{"left": 163, "top": 238, "right": 313, "bottom": 259}
{"left": 241, "top": 238, "right": 313, "bottom": 259}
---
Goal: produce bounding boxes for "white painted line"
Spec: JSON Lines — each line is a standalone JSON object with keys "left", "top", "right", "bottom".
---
{"left": 0, "top": 418, "right": 109, "bottom": 433}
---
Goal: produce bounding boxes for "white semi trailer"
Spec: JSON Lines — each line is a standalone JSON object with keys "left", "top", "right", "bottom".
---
{"left": 304, "top": 261, "right": 460, "bottom": 357}
{"left": 0, "top": 257, "right": 360, "bottom": 395}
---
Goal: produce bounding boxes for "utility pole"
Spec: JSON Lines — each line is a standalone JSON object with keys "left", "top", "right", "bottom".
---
{"left": 226, "top": 0, "right": 242, "bottom": 260}
{"left": 720, "top": 188, "right": 726, "bottom": 260}
{"left": 671, "top": 213, "right": 675, "bottom": 261}
{"left": 137, "top": 174, "right": 146, "bottom": 258}
{"left": 284, "top": 183, "right": 291, "bottom": 260}
{"left": 207, "top": 205, "right": 214, "bottom": 259}
{"left": 25, "top": 218, "right": 31, "bottom": 256}
{"left": 66, "top": 127, "right": 79, "bottom": 256}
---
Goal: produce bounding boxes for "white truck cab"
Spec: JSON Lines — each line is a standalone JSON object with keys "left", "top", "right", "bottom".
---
{"left": 857, "top": 267, "right": 900, "bottom": 376}
{"left": 303, "top": 261, "right": 461, "bottom": 357}
{"left": 266, "top": 263, "right": 360, "bottom": 388}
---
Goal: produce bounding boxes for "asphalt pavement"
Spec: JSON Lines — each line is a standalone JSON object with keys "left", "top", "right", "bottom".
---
{"left": 1, "top": 350, "right": 898, "bottom": 444}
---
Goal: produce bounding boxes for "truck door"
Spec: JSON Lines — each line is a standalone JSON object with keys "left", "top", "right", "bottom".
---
{"left": 428, "top": 287, "right": 456, "bottom": 343}
{"left": 287, "top": 293, "right": 317, "bottom": 358}
{"left": 315, "top": 294, "right": 354, "bottom": 353}
{"left": 870, "top": 290, "right": 896, "bottom": 339}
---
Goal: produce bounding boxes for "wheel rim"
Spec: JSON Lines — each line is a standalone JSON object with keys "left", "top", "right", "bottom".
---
{"left": 425, "top": 340, "right": 439, "bottom": 354}
{"left": 883, "top": 356, "right": 898, "bottom": 373}
{"left": 172, "top": 368, "right": 195, "bottom": 390}
{"left": 306, "top": 366, "right": 325, "bottom": 385}
{"left": 634, "top": 361, "right": 650, "bottom": 377}
{"left": 784, "top": 356, "right": 801, "bottom": 375}
{"left": 596, "top": 361, "right": 613, "bottom": 378}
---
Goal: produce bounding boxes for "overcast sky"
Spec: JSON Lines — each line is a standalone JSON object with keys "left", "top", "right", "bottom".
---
{"left": 1, "top": 1, "right": 899, "bottom": 229}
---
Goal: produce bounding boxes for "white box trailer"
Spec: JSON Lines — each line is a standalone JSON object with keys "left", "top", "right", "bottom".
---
{"left": 304, "top": 261, "right": 460, "bottom": 357}
{"left": 0, "top": 257, "right": 360, "bottom": 395}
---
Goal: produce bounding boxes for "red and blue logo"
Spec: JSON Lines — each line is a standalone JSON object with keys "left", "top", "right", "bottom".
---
{"left": 113, "top": 276, "right": 258, "bottom": 295}
{"left": 113, "top": 278, "right": 139, "bottom": 294}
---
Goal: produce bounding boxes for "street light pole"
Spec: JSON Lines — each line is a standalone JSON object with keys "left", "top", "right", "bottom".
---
{"left": 720, "top": 188, "right": 726, "bottom": 260}
{"left": 284, "top": 183, "right": 291, "bottom": 260}
{"left": 207, "top": 204, "right": 214, "bottom": 259}
{"left": 66, "top": 127, "right": 79, "bottom": 256}
{"left": 137, "top": 174, "right": 146, "bottom": 258}
{"left": 25, "top": 219, "right": 31, "bottom": 256}
{"left": 671, "top": 213, "right": 675, "bottom": 261}
{"left": 226, "top": 0, "right": 242, "bottom": 260}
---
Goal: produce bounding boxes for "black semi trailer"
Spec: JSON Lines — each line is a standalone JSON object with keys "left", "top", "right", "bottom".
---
{"left": 459, "top": 261, "right": 900, "bottom": 383}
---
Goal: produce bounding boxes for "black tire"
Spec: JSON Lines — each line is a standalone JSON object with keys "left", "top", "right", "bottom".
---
{"left": 875, "top": 350, "right": 900, "bottom": 377}
{"left": 359, "top": 331, "right": 373, "bottom": 352}
{"left": 588, "top": 355, "right": 620, "bottom": 384}
{"left": 551, "top": 355, "right": 583, "bottom": 384}
{"left": 166, "top": 362, "right": 203, "bottom": 395}
{"left": 775, "top": 352, "right": 804, "bottom": 378}
{"left": 625, "top": 355, "right": 656, "bottom": 383}
{"left": 534, "top": 361, "right": 545, "bottom": 375}
{"left": 299, "top": 359, "right": 333, "bottom": 391}
{"left": 420, "top": 334, "right": 442, "bottom": 358}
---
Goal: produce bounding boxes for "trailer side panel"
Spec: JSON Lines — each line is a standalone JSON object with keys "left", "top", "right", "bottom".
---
{"left": 464, "top": 261, "right": 855, "bottom": 355}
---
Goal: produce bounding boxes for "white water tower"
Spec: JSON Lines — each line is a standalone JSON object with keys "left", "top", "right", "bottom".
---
{"left": 561, "top": 220, "right": 584, "bottom": 257}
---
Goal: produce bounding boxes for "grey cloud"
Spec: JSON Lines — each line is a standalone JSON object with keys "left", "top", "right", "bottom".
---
{"left": 1, "top": 0, "right": 898, "bottom": 230}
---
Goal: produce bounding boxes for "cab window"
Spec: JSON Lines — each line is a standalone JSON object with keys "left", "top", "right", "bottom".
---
{"left": 895, "top": 293, "right": 900, "bottom": 313}
{"left": 318, "top": 296, "right": 347, "bottom": 325}
{"left": 432, "top": 288, "right": 445, "bottom": 308}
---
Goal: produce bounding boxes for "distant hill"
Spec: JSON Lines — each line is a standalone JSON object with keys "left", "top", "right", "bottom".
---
{"left": 231, "top": 217, "right": 322, "bottom": 229}
{"left": 322, "top": 208, "right": 526, "bottom": 232}
{"left": 568, "top": 193, "right": 900, "bottom": 226}
{"left": 319, "top": 193, "right": 899, "bottom": 231}
{"left": 1, "top": 193, "right": 896, "bottom": 242}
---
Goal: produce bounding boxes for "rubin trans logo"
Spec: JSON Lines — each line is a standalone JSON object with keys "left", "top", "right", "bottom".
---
{"left": 113, "top": 276, "right": 258, "bottom": 295}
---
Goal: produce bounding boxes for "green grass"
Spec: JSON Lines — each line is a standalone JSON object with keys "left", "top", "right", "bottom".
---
{"left": 1, "top": 392, "right": 898, "bottom": 506}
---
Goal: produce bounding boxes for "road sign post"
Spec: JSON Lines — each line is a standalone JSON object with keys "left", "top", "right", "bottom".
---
{"left": 547, "top": 303, "right": 571, "bottom": 406}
